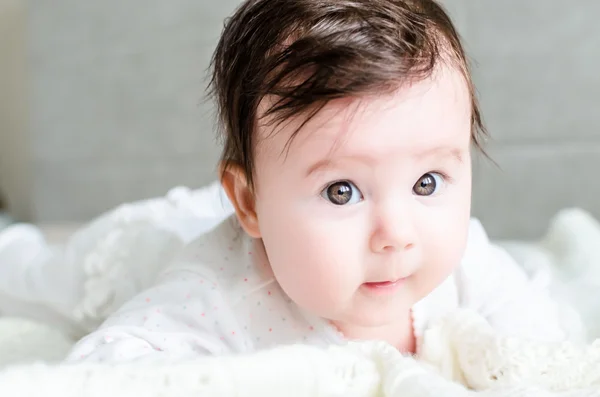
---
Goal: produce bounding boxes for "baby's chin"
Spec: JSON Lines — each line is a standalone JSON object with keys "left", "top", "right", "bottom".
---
{"left": 320, "top": 296, "right": 414, "bottom": 329}
{"left": 355, "top": 307, "right": 412, "bottom": 328}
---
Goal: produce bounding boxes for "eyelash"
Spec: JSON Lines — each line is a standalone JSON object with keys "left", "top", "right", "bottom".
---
{"left": 318, "top": 171, "right": 454, "bottom": 196}
{"left": 431, "top": 170, "right": 453, "bottom": 185}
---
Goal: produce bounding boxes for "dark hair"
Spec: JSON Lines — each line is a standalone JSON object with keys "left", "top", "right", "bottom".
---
{"left": 209, "top": 0, "right": 486, "bottom": 188}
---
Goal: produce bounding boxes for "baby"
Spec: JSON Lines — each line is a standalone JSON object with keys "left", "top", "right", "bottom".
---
{"left": 67, "top": 0, "right": 567, "bottom": 362}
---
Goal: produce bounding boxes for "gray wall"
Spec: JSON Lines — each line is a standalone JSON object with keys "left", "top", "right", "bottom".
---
{"left": 2, "top": 0, "right": 600, "bottom": 238}
{"left": 465, "top": 1, "right": 600, "bottom": 238}
{"left": 25, "top": 0, "right": 239, "bottom": 221}
{"left": 0, "top": 0, "right": 29, "bottom": 220}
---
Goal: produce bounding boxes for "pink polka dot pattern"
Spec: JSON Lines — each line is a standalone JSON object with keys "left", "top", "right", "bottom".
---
{"left": 67, "top": 221, "right": 338, "bottom": 362}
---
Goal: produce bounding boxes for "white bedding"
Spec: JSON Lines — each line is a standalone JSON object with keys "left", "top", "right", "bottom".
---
{"left": 1, "top": 183, "right": 600, "bottom": 396}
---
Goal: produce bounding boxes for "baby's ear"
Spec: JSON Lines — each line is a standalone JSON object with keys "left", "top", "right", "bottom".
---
{"left": 220, "top": 164, "right": 261, "bottom": 238}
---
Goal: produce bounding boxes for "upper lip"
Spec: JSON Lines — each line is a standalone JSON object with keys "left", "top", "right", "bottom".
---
{"left": 365, "top": 277, "right": 406, "bottom": 284}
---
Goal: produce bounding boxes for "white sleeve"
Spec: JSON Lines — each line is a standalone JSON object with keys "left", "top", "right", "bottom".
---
{"left": 66, "top": 268, "right": 247, "bottom": 363}
{"left": 457, "top": 220, "right": 568, "bottom": 342}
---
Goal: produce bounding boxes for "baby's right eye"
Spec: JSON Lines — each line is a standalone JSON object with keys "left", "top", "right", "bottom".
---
{"left": 321, "top": 180, "right": 363, "bottom": 206}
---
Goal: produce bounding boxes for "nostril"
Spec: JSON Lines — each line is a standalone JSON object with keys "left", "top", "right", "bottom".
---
{"left": 381, "top": 244, "right": 396, "bottom": 252}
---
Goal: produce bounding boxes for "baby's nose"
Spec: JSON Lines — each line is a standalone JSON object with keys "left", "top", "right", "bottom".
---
{"left": 369, "top": 219, "right": 416, "bottom": 254}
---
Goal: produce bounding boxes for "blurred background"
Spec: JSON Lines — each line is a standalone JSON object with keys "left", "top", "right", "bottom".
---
{"left": 1, "top": 0, "right": 599, "bottom": 239}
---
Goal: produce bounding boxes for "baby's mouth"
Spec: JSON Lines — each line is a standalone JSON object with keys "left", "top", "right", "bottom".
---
{"left": 362, "top": 278, "right": 406, "bottom": 291}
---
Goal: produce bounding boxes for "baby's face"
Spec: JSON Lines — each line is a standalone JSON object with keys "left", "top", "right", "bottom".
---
{"left": 252, "top": 64, "right": 472, "bottom": 329}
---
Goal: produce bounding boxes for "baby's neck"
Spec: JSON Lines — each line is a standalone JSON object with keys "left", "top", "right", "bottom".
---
{"left": 331, "top": 310, "right": 416, "bottom": 354}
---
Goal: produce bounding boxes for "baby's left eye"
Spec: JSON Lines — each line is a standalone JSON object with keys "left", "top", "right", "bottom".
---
{"left": 413, "top": 173, "right": 444, "bottom": 196}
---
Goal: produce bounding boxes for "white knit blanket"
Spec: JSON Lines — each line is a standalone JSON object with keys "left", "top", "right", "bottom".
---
{"left": 1, "top": 184, "right": 600, "bottom": 396}
{"left": 1, "top": 310, "right": 599, "bottom": 396}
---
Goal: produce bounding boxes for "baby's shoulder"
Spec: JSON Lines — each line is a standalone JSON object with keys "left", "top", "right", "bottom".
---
{"left": 455, "top": 218, "right": 493, "bottom": 276}
{"left": 454, "top": 218, "right": 531, "bottom": 303}
{"left": 168, "top": 216, "right": 249, "bottom": 273}
{"left": 157, "top": 216, "right": 265, "bottom": 299}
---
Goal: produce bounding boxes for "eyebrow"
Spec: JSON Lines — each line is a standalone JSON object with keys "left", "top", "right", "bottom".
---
{"left": 423, "top": 147, "right": 464, "bottom": 163}
{"left": 306, "top": 156, "right": 369, "bottom": 177}
{"left": 305, "top": 147, "right": 464, "bottom": 177}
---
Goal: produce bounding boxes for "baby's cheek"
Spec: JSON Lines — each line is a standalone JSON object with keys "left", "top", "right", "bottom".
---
{"left": 412, "top": 208, "right": 469, "bottom": 293}
{"left": 267, "top": 227, "right": 360, "bottom": 315}
{"left": 428, "top": 218, "right": 468, "bottom": 277}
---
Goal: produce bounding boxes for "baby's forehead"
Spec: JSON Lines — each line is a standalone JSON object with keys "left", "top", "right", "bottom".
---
{"left": 255, "top": 65, "right": 471, "bottom": 160}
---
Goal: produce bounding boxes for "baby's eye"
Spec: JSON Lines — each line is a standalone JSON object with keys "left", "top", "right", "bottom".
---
{"left": 322, "top": 180, "right": 363, "bottom": 206}
{"left": 413, "top": 172, "right": 444, "bottom": 196}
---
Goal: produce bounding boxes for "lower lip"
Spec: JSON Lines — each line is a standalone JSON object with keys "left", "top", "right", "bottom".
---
{"left": 362, "top": 279, "right": 405, "bottom": 294}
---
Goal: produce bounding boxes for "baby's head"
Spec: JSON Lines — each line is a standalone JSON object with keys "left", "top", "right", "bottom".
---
{"left": 211, "top": 0, "right": 484, "bottom": 332}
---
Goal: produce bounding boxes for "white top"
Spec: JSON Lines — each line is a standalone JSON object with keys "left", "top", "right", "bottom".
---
{"left": 66, "top": 216, "right": 567, "bottom": 363}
